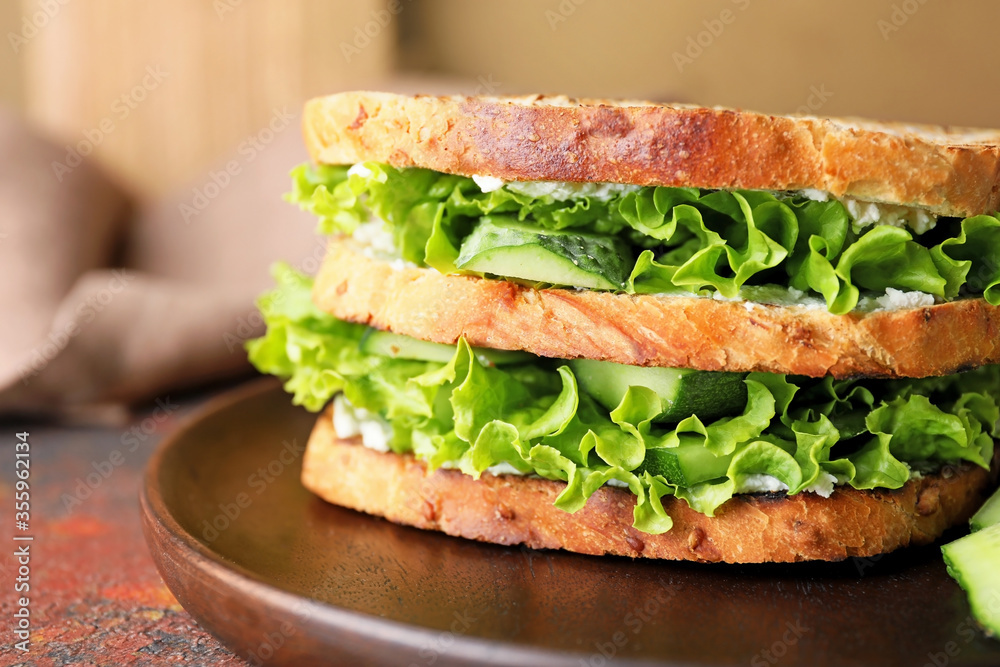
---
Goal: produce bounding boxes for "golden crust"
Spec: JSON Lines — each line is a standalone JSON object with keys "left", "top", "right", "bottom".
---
{"left": 303, "top": 91, "right": 1000, "bottom": 218}
{"left": 302, "top": 411, "right": 997, "bottom": 564}
{"left": 312, "top": 239, "right": 1000, "bottom": 379}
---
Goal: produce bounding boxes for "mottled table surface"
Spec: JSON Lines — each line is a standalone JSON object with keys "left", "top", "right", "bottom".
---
{"left": 0, "top": 386, "right": 248, "bottom": 667}
{"left": 3, "top": 382, "right": 999, "bottom": 667}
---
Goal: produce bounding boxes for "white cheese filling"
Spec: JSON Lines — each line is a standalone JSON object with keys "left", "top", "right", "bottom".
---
{"left": 332, "top": 395, "right": 393, "bottom": 453}
{"left": 484, "top": 461, "right": 526, "bottom": 476}
{"left": 347, "top": 162, "right": 373, "bottom": 179}
{"left": 353, "top": 220, "right": 396, "bottom": 256}
{"left": 472, "top": 173, "right": 642, "bottom": 201}
{"left": 874, "top": 287, "right": 936, "bottom": 310}
{"left": 735, "top": 473, "right": 790, "bottom": 494}
{"left": 734, "top": 471, "right": 842, "bottom": 498}
{"left": 704, "top": 285, "right": 936, "bottom": 313}
{"left": 796, "top": 189, "right": 937, "bottom": 234}
{"left": 503, "top": 180, "right": 642, "bottom": 202}
{"left": 350, "top": 218, "right": 418, "bottom": 271}
{"left": 471, "top": 174, "right": 505, "bottom": 193}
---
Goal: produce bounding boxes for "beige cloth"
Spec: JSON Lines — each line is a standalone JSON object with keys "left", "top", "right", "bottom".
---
{"left": 0, "top": 77, "right": 548, "bottom": 419}
{"left": 0, "top": 106, "right": 320, "bottom": 418}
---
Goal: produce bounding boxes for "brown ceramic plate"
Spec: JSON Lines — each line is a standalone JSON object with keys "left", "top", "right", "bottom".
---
{"left": 141, "top": 379, "right": 1000, "bottom": 667}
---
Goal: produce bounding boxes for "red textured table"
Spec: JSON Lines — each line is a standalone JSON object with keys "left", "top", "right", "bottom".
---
{"left": 0, "top": 388, "right": 248, "bottom": 666}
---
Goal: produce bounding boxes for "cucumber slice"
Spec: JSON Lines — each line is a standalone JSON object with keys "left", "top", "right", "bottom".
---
{"left": 569, "top": 358, "right": 748, "bottom": 423}
{"left": 971, "top": 486, "right": 1000, "bottom": 532}
{"left": 942, "top": 523, "right": 1000, "bottom": 637}
{"left": 360, "top": 330, "right": 532, "bottom": 366}
{"left": 641, "top": 436, "right": 733, "bottom": 486}
{"left": 455, "top": 216, "right": 633, "bottom": 291}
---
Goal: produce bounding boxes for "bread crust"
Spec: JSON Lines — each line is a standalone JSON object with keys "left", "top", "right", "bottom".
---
{"left": 313, "top": 239, "right": 1000, "bottom": 379}
{"left": 303, "top": 91, "right": 1000, "bottom": 217}
{"left": 302, "top": 410, "right": 997, "bottom": 563}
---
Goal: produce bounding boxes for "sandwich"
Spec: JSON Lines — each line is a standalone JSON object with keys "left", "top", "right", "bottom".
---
{"left": 248, "top": 92, "right": 1000, "bottom": 563}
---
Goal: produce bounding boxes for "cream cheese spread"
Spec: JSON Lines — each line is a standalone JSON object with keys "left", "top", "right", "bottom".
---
{"left": 735, "top": 471, "right": 841, "bottom": 498}
{"left": 332, "top": 395, "right": 393, "bottom": 453}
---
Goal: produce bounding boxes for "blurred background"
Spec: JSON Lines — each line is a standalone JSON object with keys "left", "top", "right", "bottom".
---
{"left": 2, "top": 6, "right": 997, "bottom": 661}
{"left": 2, "top": 0, "right": 1000, "bottom": 414}
{"left": 3, "top": 0, "right": 998, "bottom": 198}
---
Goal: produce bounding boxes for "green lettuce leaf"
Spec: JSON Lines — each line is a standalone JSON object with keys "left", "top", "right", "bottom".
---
{"left": 250, "top": 267, "right": 1000, "bottom": 534}
{"left": 289, "top": 162, "right": 1000, "bottom": 314}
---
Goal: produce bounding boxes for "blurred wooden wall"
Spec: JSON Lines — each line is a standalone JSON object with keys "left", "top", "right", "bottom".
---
{"left": 4, "top": 0, "right": 1000, "bottom": 200}
{"left": 402, "top": 0, "right": 1000, "bottom": 129}
{"left": 3, "top": 0, "right": 395, "bottom": 197}
{"left": 0, "top": 1, "right": 23, "bottom": 109}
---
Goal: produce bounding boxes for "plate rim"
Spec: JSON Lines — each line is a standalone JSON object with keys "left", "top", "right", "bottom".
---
{"left": 140, "top": 379, "right": 666, "bottom": 667}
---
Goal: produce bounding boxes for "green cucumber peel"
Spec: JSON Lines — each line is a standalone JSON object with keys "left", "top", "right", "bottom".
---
{"left": 455, "top": 216, "right": 633, "bottom": 290}
{"left": 289, "top": 161, "right": 1000, "bottom": 314}
{"left": 971, "top": 486, "right": 1000, "bottom": 533}
{"left": 942, "top": 523, "right": 1000, "bottom": 638}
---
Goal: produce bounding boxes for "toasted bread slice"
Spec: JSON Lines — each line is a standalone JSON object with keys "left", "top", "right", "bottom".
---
{"left": 303, "top": 91, "right": 1000, "bottom": 218}
{"left": 312, "top": 238, "right": 1000, "bottom": 379}
{"left": 302, "top": 409, "right": 997, "bottom": 563}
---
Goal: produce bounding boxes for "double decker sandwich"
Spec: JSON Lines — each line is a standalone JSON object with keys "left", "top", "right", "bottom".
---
{"left": 249, "top": 92, "right": 1000, "bottom": 563}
